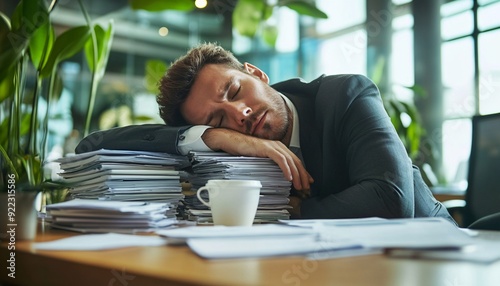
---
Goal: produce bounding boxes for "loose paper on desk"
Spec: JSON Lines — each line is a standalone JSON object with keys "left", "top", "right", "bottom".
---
{"left": 158, "top": 224, "right": 364, "bottom": 259}
{"left": 187, "top": 235, "right": 366, "bottom": 259}
{"left": 182, "top": 218, "right": 479, "bottom": 260}
{"left": 280, "top": 217, "right": 476, "bottom": 249}
{"left": 34, "top": 233, "right": 166, "bottom": 251}
{"left": 156, "top": 224, "right": 315, "bottom": 244}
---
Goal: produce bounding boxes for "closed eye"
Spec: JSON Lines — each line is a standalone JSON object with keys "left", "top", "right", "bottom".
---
{"left": 231, "top": 85, "right": 241, "bottom": 99}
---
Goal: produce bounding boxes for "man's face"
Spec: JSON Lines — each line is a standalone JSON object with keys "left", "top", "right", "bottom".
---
{"left": 180, "top": 63, "right": 291, "bottom": 141}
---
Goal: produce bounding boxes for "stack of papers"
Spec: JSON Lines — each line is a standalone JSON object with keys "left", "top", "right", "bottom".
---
{"left": 56, "top": 149, "right": 189, "bottom": 206}
{"left": 183, "top": 151, "right": 292, "bottom": 223}
{"left": 46, "top": 199, "right": 178, "bottom": 233}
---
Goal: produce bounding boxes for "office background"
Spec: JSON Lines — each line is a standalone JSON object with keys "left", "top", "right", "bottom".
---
{"left": 1, "top": 0, "right": 499, "bottom": 187}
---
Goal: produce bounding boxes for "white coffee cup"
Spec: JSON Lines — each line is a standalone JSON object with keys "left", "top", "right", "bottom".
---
{"left": 196, "top": 180, "right": 262, "bottom": 226}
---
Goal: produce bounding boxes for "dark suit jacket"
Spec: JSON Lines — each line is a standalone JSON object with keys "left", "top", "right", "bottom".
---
{"left": 76, "top": 74, "right": 454, "bottom": 222}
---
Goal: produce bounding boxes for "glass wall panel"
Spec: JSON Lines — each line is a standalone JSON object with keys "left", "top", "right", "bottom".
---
{"left": 442, "top": 37, "right": 475, "bottom": 117}
{"left": 317, "top": 30, "right": 367, "bottom": 76}
{"left": 441, "top": 0, "right": 473, "bottom": 17}
{"left": 478, "top": 1, "right": 500, "bottom": 31}
{"left": 316, "top": 0, "right": 366, "bottom": 34}
{"left": 391, "top": 29, "right": 414, "bottom": 102}
{"left": 441, "top": 11, "right": 474, "bottom": 40}
{"left": 275, "top": 7, "right": 299, "bottom": 53}
{"left": 478, "top": 30, "right": 500, "bottom": 114}
{"left": 478, "top": 0, "right": 500, "bottom": 6}
{"left": 442, "top": 119, "right": 472, "bottom": 185}
{"left": 392, "top": 0, "right": 412, "bottom": 5}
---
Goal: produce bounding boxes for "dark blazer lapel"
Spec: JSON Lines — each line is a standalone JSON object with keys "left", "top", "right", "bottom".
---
{"left": 272, "top": 76, "right": 325, "bottom": 196}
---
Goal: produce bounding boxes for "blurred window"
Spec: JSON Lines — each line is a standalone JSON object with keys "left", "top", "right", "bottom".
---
{"left": 478, "top": 1, "right": 500, "bottom": 30}
{"left": 391, "top": 13, "right": 414, "bottom": 102}
{"left": 314, "top": 0, "right": 367, "bottom": 76}
{"left": 442, "top": 37, "right": 475, "bottom": 118}
{"left": 478, "top": 29, "right": 500, "bottom": 114}
{"left": 440, "top": 0, "right": 500, "bottom": 183}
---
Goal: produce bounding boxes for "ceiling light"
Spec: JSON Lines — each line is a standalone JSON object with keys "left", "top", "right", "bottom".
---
{"left": 158, "top": 27, "right": 169, "bottom": 37}
{"left": 195, "top": 0, "right": 207, "bottom": 9}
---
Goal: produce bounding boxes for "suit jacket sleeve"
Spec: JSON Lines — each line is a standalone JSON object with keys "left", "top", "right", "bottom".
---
{"left": 300, "top": 75, "right": 416, "bottom": 219}
{"left": 75, "top": 124, "right": 191, "bottom": 154}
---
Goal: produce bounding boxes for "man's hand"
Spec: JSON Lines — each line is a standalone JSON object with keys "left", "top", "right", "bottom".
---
{"left": 202, "top": 128, "right": 314, "bottom": 192}
{"left": 288, "top": 196, "right": 302, "bottom": 219}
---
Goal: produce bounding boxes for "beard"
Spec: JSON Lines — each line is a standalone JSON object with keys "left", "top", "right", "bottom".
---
{"left": 245, "top": 85, "right": 291, "bottom": 141}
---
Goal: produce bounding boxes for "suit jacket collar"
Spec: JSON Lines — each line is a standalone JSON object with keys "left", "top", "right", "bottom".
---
{"left": 271, "top": 76, "right": 325, "bottom": 176}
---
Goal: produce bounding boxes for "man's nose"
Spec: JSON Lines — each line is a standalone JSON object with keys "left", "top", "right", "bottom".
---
{"left": 228, "top": 103, "right": 252, "bottom": 125}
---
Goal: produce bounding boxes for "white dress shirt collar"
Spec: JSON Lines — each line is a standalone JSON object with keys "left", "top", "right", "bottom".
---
{"left": 280, "top": 94, "right": 300, "bottom": 148}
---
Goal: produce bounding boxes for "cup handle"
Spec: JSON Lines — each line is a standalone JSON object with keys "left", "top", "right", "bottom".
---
{"left": 196, "top": 186, "right": 211, "bottom": 208}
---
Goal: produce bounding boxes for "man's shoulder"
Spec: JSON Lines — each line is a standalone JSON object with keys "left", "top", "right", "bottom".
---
{"left": 271, "top": 75, "right": 323, "bottom": 95}
{"left": 272, "top": 74, "right": 373, "bottom": 95}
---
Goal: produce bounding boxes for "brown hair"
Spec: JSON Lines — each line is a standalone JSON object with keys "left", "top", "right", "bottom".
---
{"left": 157, "top": 43, "right": 245, "bottom": 126}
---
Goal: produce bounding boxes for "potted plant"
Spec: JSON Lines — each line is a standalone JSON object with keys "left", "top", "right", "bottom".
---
{"left": 0, "top": 0, "right": 113, "bottom": 240}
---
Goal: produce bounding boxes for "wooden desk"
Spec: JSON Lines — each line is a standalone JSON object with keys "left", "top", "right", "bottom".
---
{"left": 431, "top": 186, "right": 466, "bottom": 202}
{"left": 2, "top": 222, "right": 500, "bottom": 286}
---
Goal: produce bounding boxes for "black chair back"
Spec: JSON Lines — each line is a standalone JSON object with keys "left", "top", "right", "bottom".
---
{"left": 464, "top": 112, "right": 500, "bottom": 226}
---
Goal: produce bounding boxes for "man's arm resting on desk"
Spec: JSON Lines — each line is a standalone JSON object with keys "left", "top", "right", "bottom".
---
{"left": 75, "top": 124, "right": 210, "bottom": 154}
{"left": 75, "top": 124, "right": 312, "bottom": 192}
{"left": 202, "top": 128, "right": 313, "bottom": 192}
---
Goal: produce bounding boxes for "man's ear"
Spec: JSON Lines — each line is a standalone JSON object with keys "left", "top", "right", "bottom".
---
{"left": 244, "top": 62, "right": 269, "bottom": 84}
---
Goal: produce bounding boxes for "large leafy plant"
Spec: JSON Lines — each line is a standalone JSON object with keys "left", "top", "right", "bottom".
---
{"left": 129, "top": 0, "right": 328, "bottom": 47}
{"left": 370, "top": 57, "right": 442, "bottom": 185}
{"left": 0, "top": 0, "right": 114, "bottom": 193}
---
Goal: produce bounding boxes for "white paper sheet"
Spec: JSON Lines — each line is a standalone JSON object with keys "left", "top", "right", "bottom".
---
{"left": 156, "top": 224, "right": 316, "bottom": 244}
{"left": 386, "top": 239, "right": 500, "bottom": 263}
{"left": 187, "top": 235, "right": 363, "bottom": 259}
{"left": 34, "top": 233, "right": 167, "bottom": 251}
{"left": 282, "top": 217, "right": 476, "bottom": 249}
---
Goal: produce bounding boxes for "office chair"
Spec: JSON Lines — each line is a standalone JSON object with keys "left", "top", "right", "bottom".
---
{"left": 445, "top": 112, "right": 500, "bottom": 230}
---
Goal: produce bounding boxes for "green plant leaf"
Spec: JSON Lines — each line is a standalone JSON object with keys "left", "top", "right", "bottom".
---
{"left": 144, "top": 59, "right": 168, "bottom": 94}
{"left": 0, "top": 145, "right": 18, "bottom": 181}
{"left": 389, "top": 99, "right": 406, "bottom": 139}
{"left": 10, "top": 0, "right": 49, "bottom": 35}
{"left": 404, "top": 84, "right": 427, "bottom": 98}
{"left": 29, "top": 21, "right": 54, "bottom": 70}
{"left": 0, "top": 117, "right": 10, "bottom": 148}
{"left": 96, "top": 22, "right": 114, "bottom": 76}
{"left": 41, "top": 25, "right": 91, "bottom": 78}
{"left": 399, "top": 101, "right": 422, "bottom": 157}
{"left": 26, "top": 154, "right": 43, "bottom": 186}
{"left": 2, "top": 112, "right": 33, "bottom": 161}
{"left": 0, "top": 11, "right": 10, "bottom": 29}
{"left": 263, "top": 4, "right": 274, "bottom": 20}
{"left": 279, "top": 0, "right": 328, "bottom": 18}
{"left": 84, "top": 21, "right": 114, "bottom": 78}
{"left": 19, "top": 112, "right": 32, "bottom": 138}
{"left": 233, "top": 0, "right": 265, "bottom": 37}
{"left": 370, "top": 57, "right": 386, "bottom": 89}
{"left": 262, "top": 24, "right": 278, "bottom": 47}
{"left": 0, "top": 0, "right": 50, "bottom": 81}
{"left": 129, "top": 0, "right": 195, "bottom": 11}
{"left": 0, "top": 11, "right": 28, "bottom": 84}
{"left": 0, "top": 43, "right": 27, "bottom": 85}
{"left": 0, "top": 71, "right": 14, "bottom": 103}
{"left": 134, "top": 115, "right": 156, "bottom": 122}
